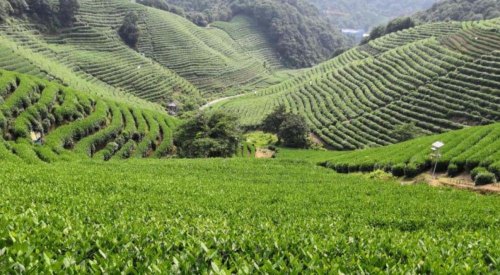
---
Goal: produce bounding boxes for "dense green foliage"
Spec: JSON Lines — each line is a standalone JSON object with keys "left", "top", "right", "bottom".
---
{"left": 310, "top": 0, "right": 436, "bottom": 29}
{"left": 216, "top": 19, "right": 500, "bottom": 150}
{"left": 174, "top": 112, "right": 242, "bottom": 158}
{"left": 414, "top": 0, "right": 500, "bottom": 22}
{"left": 119, "top": 11, "right": 140, "bottom": 48}
{"left": 0, "top": 0, "right": 79, "bottom": 28}
{"left": 278, "top": 113, "right": 309, "bottom": 148}
{"left": 138, "top": 0, "right": 349, "bottom": 68}
{"left": 57, "top": 0, "right": 79, "bottom": 27}
{"left": 0, "top": 69, "right": 178, "bottom": 162}
{"left": 262, "top": 106, "right": 309, "bottom": 148}
{"left": 363, "top": 0, "right": 499, "bottom": 44}
{"left": 261, "top": 105, "right": 287, "bottom": 133}
{"left": 0, "top": 159, "right": 499, "bottom": 272}
{"left": 362, "top": 17, "right": 416, "bottom": 44}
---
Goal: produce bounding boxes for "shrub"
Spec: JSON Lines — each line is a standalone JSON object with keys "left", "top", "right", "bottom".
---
{"left": 447, "top": 163, "right": 460, "bottom": 177}
{"left": 119, "top": 11, "right": 140, "bottom": 48}
{"left": 58, "top": 0, "right": 79, "bottom": 27}
{"left": 385, "top": 17, "right": 415, "bottom": 34}
{"left": 489, "top": 163, "right": 500, "bottom": 181}
{"left": 471, "top": 167, "right": 488, "bottom": 181}
{"left": 278, "top": 114, "right": 309, "bottom": 148}
{"left": 465, "top": 159, "right": 480, "bottom": 171}
{"left": 435, "top": 160, "right": 449, "bottom": 173}
{"left": 335, "top": 163, "right": 348, "bottom": 173}
{"left": 365, "top": 170, "right": 395, "bottom": 181}
{"left": 359, "top": 163, "right": 374, "bottom": 173}
{"left": 267, "top": 145, "right": 278, "bottom": 152}
{"left": 348, "top": 164, "right": 359, "bottom": 173}
{"left": 474, "top": 172, "right": 496, "bottom": 186}
{"left": 391, "top": 164, "right": 405, "bottom": 177}
{"left": 174, "top": 111, "right": 242, "bottom": 158}
{"left": 390, "top": 122, "right": 423, "bottom": 142}
{"left": 404, "top": 163, "right": 420, "bottom": 178}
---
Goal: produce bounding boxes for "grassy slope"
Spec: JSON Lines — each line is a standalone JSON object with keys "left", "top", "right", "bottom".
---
{"left": 215, "top": 19, "right": 500, "bottom": 149}
{"left": 0, "top": 158, "right": 499, "bottom": 273}
{"left": 0, "top": 69, "right": 178, "bottom": 163}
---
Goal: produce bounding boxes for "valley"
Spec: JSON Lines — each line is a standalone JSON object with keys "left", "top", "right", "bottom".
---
{"left": 0, "top": 0, "right": 499, "bottom": 272}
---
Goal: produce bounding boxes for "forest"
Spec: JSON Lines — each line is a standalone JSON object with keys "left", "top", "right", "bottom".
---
{"left": 414, "top": 0, "right": 500, "bottom": 22}
{"left": 0, "top": 0, "right": 79, "bottom": 28}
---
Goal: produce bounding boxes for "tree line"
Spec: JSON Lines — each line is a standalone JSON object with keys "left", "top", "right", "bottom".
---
{"left": 0, "top": 0, "right": 79, "bottom": 29}
{"left": 413, "top": 0, "right": 499, "bottom": 22}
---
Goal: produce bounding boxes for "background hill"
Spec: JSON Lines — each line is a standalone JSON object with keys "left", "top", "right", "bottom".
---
{"left": 414, "top": 0, "right": 500, "bottom": 23}
{"left": 136, "top": 0, "right": 350, "bottom": 68}
{"left": 310, "top": 0, "right": 437, "bottom": 30}
{"left": 213, "top": 18, "right": 500, "bottom": 150}
{"left": 0, "top": 0, "right": 308, "bottom": 110}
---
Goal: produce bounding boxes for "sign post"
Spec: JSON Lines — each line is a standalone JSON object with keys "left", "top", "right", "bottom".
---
{"left": 431, "top": 141, "right": 445, "bottom": 179}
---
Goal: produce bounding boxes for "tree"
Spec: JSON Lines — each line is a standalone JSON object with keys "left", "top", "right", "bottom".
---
{"left": 0, "top": 1, "right": 13, "bottom": 21}
{"left": 278, "top": 114, "right": 309, "bottom": 148}
{"left": 26, "top": 0, "right": 53, "bottom": 23}
{"left": 174, "top": 111, "right": 242, "bottom": 158}
{"left": 261, "top": 105, "right": 287, "bottom": 133}
{"left": 119, "top": 11, "right": 140, "bottom": 48}
{"left": 58, "top": 0, "right": 79, "bottom": 27}
{"left": 385, "top": 17, "right": 415, "bottom": 34}
{"left": 391, "top": 122, "right": 422, "bottom": 142}
{"left": 261, "top": 106, "right": 310, "bottom": 148}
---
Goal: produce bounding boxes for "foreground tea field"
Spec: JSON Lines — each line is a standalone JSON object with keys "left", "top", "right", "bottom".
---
{"left": 0, "top": 159, "right": 499, "bottom": 273}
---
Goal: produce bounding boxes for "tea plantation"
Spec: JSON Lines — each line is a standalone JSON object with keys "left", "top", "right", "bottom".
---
{"left": 215, "top": 19, "right": 500, "bottom": 149}
{"left": 0, "top": 69, "right": 178, "bottom": 163}
{"left": 0, "top": 0, "right": 499, "bottom": 272}
{"left": 0, "top": 159, "right": 499, "bottom": 273}
{"left": 323, "top": 123, "right": 500, "bottom": 178}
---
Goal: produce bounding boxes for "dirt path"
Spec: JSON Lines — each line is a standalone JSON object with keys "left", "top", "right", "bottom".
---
{"left": 200, "top": 94, "right": 245, "bottom": 110}
{"left": 404, "top": 172, "right": 500, "bottom": 194}
{"left": 309, "top": 133, "right": 325, "bottom": 146}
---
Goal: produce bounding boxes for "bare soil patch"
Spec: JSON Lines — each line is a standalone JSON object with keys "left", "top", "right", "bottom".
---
{"left": 402, "top": 171, "right": 500, "bottom": 194}
{"left": 255, "top": 148, "right": 275, "bottom": 159}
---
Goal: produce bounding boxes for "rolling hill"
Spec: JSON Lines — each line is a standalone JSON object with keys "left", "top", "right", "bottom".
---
{"left": 0, "top": 1, "right": 499, "bottom": 273}
{"left": 214, "top": 18, "right": 500, "bottom": 150}
{"left": 0, "top": 69, "right": 178, "bottom": 163}
{"left": 0, "top": 0, "right": 298, "bottom": 111}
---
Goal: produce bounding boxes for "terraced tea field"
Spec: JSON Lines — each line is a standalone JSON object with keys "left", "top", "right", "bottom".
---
{"left": 76, "top": 0, "right": 288, "bottom": 95}
{"left": 211, "top": 16, "right": 284, "bottom": 70}
{"left": 0, "top": 70, "right": 178, "bottom": 163}
{"left": 0, "top": 0, "right": 297, "bottom": 109}
{"left": 215, "top": 19, "right": 500, "bottom": 150}
{"left": 0, "top": 21, "right": 200, "bottom": 110}
{"left": 298, "top": 123, "right": 500, "bottom": 180}
{"left": 0, "top": 158, "right": 499, "bottom": 273}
